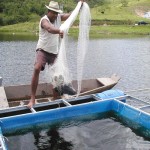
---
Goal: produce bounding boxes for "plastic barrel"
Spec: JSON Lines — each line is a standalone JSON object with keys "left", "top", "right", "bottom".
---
{"left": 95, "top": 90, "right": 126, "bottom": 103}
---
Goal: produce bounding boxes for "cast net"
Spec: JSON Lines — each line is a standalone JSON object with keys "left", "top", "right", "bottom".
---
{"left": 47, "top": 2, "right": 91, "bottom": 96}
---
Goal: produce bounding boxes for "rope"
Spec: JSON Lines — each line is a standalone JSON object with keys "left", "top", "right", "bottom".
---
{"left": 125, "top": 87, "right": 150, "bottom": 93}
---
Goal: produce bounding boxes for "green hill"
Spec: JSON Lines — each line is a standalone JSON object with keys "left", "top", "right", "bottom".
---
{"left": 91, "top": 0, "right": 150, "bottom": 24}
{"left": 0, "top": 0, "right": 150, "bottom": 35}
{"left": 0, "top": 0, "right": 150, "bottom": 25}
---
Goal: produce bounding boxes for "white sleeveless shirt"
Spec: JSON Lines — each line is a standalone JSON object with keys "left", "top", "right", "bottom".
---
{"left": 36, "top": 15, "right": 61, "bottom": 54}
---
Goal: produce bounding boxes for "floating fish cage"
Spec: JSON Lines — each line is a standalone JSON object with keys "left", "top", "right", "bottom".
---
{"left": 0, "top": 90, "right": 150, "bottom": 150}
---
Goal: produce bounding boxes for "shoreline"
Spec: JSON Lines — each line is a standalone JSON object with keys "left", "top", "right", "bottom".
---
{"left": 0, "top": 25, "right": 150, "bottom": 36}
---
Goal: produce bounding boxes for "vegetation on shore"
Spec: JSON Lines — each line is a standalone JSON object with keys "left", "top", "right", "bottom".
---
{"left": 0, "top": 0, "right": 150, "bottom": 36}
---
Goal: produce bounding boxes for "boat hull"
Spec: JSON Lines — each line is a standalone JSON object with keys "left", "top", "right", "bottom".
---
{"left": 1, "top": 74, "right": 121, "bottom": 108}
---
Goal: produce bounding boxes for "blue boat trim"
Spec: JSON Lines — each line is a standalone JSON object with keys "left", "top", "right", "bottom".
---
{"left": 0, "top": 89, "right": 150, "bottom": 149}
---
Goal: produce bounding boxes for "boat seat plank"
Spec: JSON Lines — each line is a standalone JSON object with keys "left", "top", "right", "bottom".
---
{"left": 0, "top": 87, "right": 9, "bottom": 108}
{"left": 97, "top": 78, "right": 116, "bottom": 86}
{"left": 97, "top": 74, "right": 120, "bottom": 86}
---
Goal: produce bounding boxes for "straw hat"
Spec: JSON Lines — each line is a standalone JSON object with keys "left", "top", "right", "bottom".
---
{"left": 45, "top": 1, "right": 63, "bottom": 13}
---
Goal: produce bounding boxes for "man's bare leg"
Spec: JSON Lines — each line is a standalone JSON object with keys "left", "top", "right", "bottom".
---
{"left": 28, "top": 63, "right": 41, "bottom": 108}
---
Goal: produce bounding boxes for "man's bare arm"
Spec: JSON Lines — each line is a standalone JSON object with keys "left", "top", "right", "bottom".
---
{"left": 41, "top": 19, "right": 60, "bottom": 34}
{"left": 41, "top": 19, "right": 63, "bottom": 37}
{"left": 61, "top": 13, "right": 71, "bottom": 21}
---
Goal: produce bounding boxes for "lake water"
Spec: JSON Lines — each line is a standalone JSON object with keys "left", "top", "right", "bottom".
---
{"left": 0, "top": 34, "right": 150, "bottom": 98}
{"left": 0, "top": 33, "right": 150, "bottom": 149}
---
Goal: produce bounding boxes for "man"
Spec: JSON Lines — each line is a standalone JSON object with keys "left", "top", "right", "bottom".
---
{"left": 28, "top": 0, "right": 84, "bottom": 108}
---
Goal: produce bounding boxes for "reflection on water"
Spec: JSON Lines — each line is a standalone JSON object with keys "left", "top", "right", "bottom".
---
{"left": 33, "top": 128, "right": 73, "bottom": 150}
{"left": 5, "top": 112, "right": 150, "bottom": 150}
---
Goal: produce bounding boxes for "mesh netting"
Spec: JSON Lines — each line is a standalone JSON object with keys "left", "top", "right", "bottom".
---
{"left": 46, "top": 2, "right": 91, "bottom": 96}
{"left": 76, "top": 2, "right": 91, "bottom": 96}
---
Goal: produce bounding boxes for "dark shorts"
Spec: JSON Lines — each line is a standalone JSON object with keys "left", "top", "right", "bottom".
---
{"left": 35, "top": 49, "right": 57, "bottom": 71}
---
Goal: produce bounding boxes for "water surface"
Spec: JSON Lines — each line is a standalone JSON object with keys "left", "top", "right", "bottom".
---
{"left": 0, "top": 34, "right": 150, "bottom": 93}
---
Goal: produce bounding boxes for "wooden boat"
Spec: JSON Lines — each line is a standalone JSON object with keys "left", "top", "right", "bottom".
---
{"left": 0, "top": 74, "right": 120, "bottom": 108}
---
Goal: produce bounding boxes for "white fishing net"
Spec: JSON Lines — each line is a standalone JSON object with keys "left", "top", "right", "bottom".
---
{"left": 47, "top": 2, "right": 91, "bottom": 96}
{"left": 76, "top": 2, "right": 91, "bottom": 96}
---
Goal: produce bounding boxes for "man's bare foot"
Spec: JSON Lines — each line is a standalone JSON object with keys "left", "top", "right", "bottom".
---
{"left": 51, "top": 96, "right": 62, "bottom": 101}
{"left": 62, "top": 94, "right": 73, "bottom": 99}
{"left": 27, "top": 99, "right": 35, "bottom": 108}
